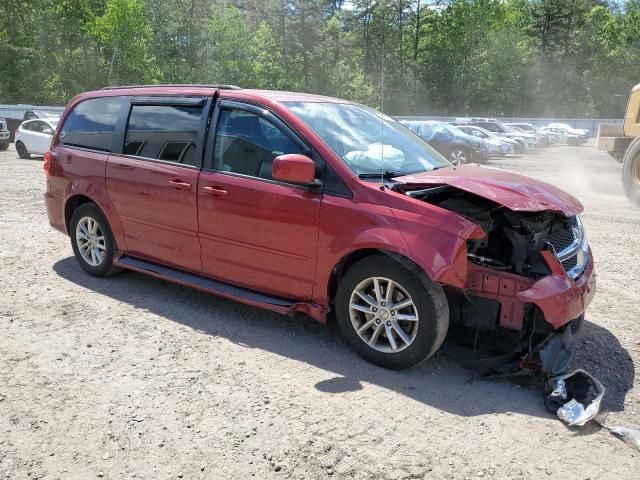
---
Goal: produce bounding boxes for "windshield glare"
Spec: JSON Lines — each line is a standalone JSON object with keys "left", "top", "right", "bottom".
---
{"left": 284, "top": 102, "right": 450, "bottom": 176}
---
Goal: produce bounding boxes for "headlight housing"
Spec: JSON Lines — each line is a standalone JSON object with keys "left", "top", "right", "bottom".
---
{"left": 553, "top": 215, "right": 589, "bottom": 280}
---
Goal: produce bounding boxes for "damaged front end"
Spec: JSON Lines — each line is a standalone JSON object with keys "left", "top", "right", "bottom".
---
{"left": 392, "top": 175, "right": 596, "bottom": 377}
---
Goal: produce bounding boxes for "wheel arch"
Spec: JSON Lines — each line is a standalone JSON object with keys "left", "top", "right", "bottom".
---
{"left": 63, "top": 193, "right": 127, "bottom": 251}
{"left": 64, "top": 194, "right": 95, "bottom": 232}
{"left": 326, "top": 248, "right": 428, "bottom": 315}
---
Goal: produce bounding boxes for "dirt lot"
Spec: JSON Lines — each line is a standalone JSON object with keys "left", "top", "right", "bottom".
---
{"left": 1, "top": 142, "right": 638, "bottom": 480}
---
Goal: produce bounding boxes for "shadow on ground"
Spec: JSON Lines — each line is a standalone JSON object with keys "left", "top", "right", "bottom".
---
{"left": 53, "top": 257, "right": 633, "bottom": 419}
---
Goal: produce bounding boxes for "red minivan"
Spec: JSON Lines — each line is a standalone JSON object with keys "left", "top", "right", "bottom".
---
{"left": 44, "top": 85, "right": 595, "bottom": 371}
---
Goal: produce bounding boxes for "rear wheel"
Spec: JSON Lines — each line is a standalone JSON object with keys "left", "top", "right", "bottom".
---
{"left": 70, "top": 203, "right": 120, "bottom": 277}
{"left": 335, "top": 254, "right": 449, "bottom": 370}
{"left": 622, "top": 140, "right": 640, "bottom": 207}
{"left": 15, "top": 141, "right": 30, "bottom": 159}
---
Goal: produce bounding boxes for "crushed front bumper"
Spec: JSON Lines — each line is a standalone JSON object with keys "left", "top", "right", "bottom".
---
{"left": 465, "top": 250, "right": 596, "bottom": 331}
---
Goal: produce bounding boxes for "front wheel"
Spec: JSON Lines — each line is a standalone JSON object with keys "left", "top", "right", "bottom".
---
{"left": 335, "top": 255, "right": 449, "bottom": 370}
{"left": 70, "top": 203, "right": 119, "bottom": 277}
{"left": 0, "top": 142, "right": 8, "bottom": 151}
{"left": 449, "top": 148, "right": 468, "bottom": 165}
{"left": 15, "top": 141, "right": 30, "bottom": 159}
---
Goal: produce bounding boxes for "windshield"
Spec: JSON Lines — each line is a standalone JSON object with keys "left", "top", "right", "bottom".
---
{"left": 284, "top": 102, "right": 450, "bottom": 176}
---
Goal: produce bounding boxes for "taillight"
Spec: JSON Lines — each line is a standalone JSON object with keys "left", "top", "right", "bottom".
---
{"left": 43, "top": 151, "right": 52, "bottom": 173}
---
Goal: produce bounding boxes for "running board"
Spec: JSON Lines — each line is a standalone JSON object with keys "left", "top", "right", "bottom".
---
{"left": 115, "top": 256, "right": 295, "bottom": 307}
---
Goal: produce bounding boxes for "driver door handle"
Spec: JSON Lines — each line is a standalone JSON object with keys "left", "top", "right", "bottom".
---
{"left": 203, "top": 186, "right": 229, "bottom": 197}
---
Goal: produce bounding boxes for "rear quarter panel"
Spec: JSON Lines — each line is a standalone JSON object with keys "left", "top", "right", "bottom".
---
{"left": 47, "top": 146, "right": 127, "bottom": 250}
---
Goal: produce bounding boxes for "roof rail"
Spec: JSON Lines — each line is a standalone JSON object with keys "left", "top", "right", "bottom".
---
{"left": 101, "top": 84, "right": 242, "bottom": 90}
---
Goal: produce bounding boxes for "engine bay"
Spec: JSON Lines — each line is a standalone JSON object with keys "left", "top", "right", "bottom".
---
{"left": 396, "top": 184, "right": 577, "bottom": 278}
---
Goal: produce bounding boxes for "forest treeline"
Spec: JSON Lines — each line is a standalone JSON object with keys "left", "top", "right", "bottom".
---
{"left": 1, "top": 0, "right": 640, "bottom": 117}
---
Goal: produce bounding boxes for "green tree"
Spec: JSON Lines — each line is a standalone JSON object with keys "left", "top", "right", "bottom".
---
{"left": 251, "top": 21, "right": 288, "bottom": 90}
{"left": 91, "top": 0, "right": 160, "bottom": 85}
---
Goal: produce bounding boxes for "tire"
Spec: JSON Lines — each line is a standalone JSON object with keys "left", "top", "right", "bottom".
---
{"left": 15, "top": 141, "right": 30, "bottom": 159}
{"left": 335, "top": 254, "right": 449, "bottom": 370}
{"left": 568, "top": 137, "right": 579, "bottom": 146}
{"left": 622, "top": 140, "right": 640, "bottom": 207}
{"left": 0, "top": 141, "right": 8, "bottom": 151}
{"left": 70, "top": 203, "right": 120, "bottom": 277}
{"left": 514, "top": 142, "right": 524, "bottom": 154}
{"left": 449, "top": 148, "right": 468, "bottom": 165}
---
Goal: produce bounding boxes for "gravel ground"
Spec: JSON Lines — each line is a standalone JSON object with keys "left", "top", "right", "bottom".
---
{"left": 0, "top": 142, "right": 638, "bottom": 479}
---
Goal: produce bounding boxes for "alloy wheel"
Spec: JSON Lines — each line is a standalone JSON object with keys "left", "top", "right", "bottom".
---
{"left": 348, "top": 276, "right": 419, "bottom": 353}
{"left": 449, "top": 150, "right": 467, "bottom": 165}
{"left": 75, "top": 216, "right": 106, "bottom": 266}
{"left": 634, "top": 154, "right": 640, "bottom": 189}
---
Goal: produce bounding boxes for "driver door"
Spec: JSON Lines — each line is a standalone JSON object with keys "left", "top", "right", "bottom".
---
{"left": 197, "top": 101, "right": 321, "bottom": 300}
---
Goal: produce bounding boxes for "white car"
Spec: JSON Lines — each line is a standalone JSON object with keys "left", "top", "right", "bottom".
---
{"left": 539, "top": 126, "right": 586, "bottom": 146}
{"left": 547, "top": 122, "right": 589, "bottom": 137}
{"left": 15, "top": 118, "right": 59, "bottom": 158}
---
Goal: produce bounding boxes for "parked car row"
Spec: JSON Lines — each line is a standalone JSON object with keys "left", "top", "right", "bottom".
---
{"left": 3, "top": 108, "right": 590, "bottom": 164}
{"left": 401, "top": 120, "right": 490, "bottom": 165}
{"left": 400, "top": 118, "right": 589, "bottom": 165}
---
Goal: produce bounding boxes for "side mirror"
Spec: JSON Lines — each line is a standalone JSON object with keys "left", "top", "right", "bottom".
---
{"left": 43, "top": 127, "right": 53, "bottom": 135}
{"left": 272, "top": 154, "right": 317, "bottom": 186}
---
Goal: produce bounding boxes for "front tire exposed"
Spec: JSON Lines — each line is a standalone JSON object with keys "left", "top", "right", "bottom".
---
{"left": 622, "top": 140, "right": 640, "bottom": 207}
{"left": 0, "top": 141, "right": 8, "bottom": 151}
{"left": 70, "top": 203, "right": 119, "bottom": 277}
{"left": 15, "top": 141, "right": 30, "bottom": 159}
{"left": 335, "top": 254, "right": 449, "bottom": 370}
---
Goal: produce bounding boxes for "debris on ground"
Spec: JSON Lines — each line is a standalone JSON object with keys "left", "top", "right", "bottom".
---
{"left": 544, "top": 369, "right": 605, "bottom": 426}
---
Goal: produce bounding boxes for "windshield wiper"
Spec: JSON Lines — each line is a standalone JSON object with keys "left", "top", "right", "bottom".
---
{"left": 358, "top": 170, "right": 409, "bottom": 180}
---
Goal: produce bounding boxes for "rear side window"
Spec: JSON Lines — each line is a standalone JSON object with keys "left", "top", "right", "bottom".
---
{"left": 59, "top": 97, "right": 121, "bottom": 152}
{"left": 124, "top": 105, "right": 203, "bottom": 167}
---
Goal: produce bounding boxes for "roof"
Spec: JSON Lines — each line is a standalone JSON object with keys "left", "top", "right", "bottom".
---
{"left": 93, "top": 85, "right": 351, "bottom": 105}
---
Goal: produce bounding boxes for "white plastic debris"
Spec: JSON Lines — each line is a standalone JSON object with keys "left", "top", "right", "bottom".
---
{"left": 545, "top": 369, "right": 605, "bottom": 427}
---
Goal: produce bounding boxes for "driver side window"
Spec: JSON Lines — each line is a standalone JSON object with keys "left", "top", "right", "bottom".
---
{"left": 214, "top": 108, "right": 305, "bottom": 180}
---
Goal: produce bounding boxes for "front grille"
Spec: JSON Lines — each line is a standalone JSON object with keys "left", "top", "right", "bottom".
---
{"left": 547, "top": 227, "right": 575, "bottom": 253}
{"left": 561, "top": 256, "right": 578, "bottom": 271}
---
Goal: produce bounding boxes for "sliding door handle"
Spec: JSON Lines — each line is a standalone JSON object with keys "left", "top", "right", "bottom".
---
{"left": 169, "top": 180, "right": 192, "bottom": 190}
{"left": 202, "top": 186, "right": 229, "bottom": 197}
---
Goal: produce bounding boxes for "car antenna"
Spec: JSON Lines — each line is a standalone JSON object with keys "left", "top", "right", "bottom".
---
{"left": 379, "top": 7, "right": 386, "bottom": 190}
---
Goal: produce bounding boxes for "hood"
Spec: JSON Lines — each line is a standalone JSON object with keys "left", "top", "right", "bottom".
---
{"left": 394, "top": 165, "right": 583, "bottom": 216}
{"left": 496, "top": 136, "right": 519, "bottom": 145}
{"left": 457, "top": 132, "right": 484, "bottom": 148}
